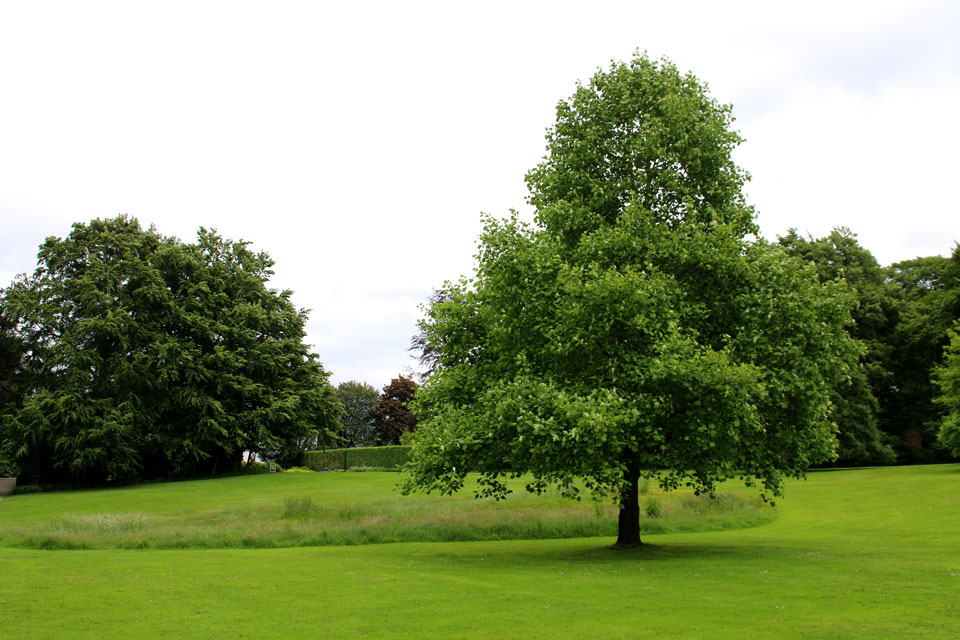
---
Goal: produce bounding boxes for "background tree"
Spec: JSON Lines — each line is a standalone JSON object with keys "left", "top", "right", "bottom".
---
{"left": 882, "top": 248, "right": 959, "bottom": 461}
{"left": 0, "top": 216, "right": 339, "bottom": 485}
{"left": 0, "top": 310, "right": 15, "bottom": 399}
{"left": 335, "top": 380, "right": 379, "bottom": 447}
{"left": 0, "top": 308, "right": 23, "bottom": 477}
{"left": 777, "top": 227, "right": 897, "bottom": 465}
{"left": 934, "top": 322, "right": 960, "bottom": 456}
{"left": 370, "top": 375, "right": 418, "bottom": 445}
{"left": 403, "top": 53, "right": 859, "bottom": 547}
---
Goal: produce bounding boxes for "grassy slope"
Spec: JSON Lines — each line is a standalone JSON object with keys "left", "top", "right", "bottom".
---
{"left": 1, "top": 465, "right": 958, "bottom": 638}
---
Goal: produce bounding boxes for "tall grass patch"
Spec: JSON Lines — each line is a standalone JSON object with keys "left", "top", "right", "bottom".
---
{"left": 0, "top": 474, "right": 773, "bottom": 550}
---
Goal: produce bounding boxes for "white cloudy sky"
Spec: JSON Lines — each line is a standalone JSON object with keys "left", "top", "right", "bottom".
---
{"left": 1, "top": 0, "right": 958, "bottom": 390}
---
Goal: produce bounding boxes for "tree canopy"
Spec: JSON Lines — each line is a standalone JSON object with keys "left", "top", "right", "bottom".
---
{"left": 525, "top": 54, "right": 755, "bottom": 239}
{"left": 0, "top": 216, "right": 340, "bottom": 485}
{"left": 402, "top": 53, "right": 859, "bottom": 547}
{"left": 335, "top": 380, "right": 379, "bottom": 448}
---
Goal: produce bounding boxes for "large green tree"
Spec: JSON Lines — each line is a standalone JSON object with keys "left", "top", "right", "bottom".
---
{"left": 0, "top": 216, "right": 339, "bottom": 485}
{"left": 402, "top": 54, "right": 859, "bottom": 547}
{"left": 777, "top": 227, "right": 896, "bottom": 465}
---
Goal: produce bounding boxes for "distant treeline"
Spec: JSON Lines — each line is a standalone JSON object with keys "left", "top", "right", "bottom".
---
{"left": 777, "top": 228, "right": 959, "bottom": 465}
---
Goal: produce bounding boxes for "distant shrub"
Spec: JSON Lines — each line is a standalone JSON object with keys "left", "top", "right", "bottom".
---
{"left": 302, "top": 446, "right": 410, "bottom": 471}
{"left": 645, "top": 497, "right": 662, "bottom": 518}
{"left": 283, "top": 467, "right": 314, "bottom": 473}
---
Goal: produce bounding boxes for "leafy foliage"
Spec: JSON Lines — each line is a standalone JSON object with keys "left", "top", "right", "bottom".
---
{"left": 934, "top": 322, "right": 960, "bottom": 456}
{"left": 403, "top": 53, "right": 859, "bottom": 546}
{"left": 882, "top": 248, "right": 960, "bottom": 460}
{"left": 0, "top": 216, "right": 339, "bottom": 485}
{"left": 334, "top": 380, "right": 379, "bottom": 447}
{"left": 777, "top": 227, "right": 896, "bottom": 465}
{"left": 370, "top": 376, "right": 418, "bottom": 445}
{"left": 525, "top": 53, "right": 755, "bottom": 239}
{"left": 0, "top": 310, "right": 17, "bottom": 399}
{"left": 0, "top": 310, "right": 22, "bottom": 477}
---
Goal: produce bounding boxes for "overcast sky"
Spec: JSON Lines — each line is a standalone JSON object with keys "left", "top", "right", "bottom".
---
{"left": 1, "top": 0, "right": 958, "bottom": 390}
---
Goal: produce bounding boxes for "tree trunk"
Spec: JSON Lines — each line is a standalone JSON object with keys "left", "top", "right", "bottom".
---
{"left": 615, "top": 461, "right": 642, "bottom": 547}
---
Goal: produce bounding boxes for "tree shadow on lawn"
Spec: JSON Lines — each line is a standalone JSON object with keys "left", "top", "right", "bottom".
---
{"left": 420, "top": 537, "right": 808, "bottom": 567}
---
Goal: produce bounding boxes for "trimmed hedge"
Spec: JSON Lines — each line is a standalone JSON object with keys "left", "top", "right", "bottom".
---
{"left": 302, "top": 450, "right": 345, "bottom": 471}
{"left": 302, "top": 446, "right": 410, "bottom": 471}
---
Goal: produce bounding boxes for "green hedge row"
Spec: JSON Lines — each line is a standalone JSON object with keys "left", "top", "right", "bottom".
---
{"left": 302, "top": 446, "right": 411, "bottom": 471}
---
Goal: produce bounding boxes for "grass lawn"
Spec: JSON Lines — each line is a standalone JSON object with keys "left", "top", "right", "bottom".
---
{"left": 1, "top": 465, "right": 958, "bottom": 638}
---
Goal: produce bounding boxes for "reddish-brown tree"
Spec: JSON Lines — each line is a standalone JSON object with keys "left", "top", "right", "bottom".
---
{"left": 370, "top": 376, "right": 418, "bottom": 445}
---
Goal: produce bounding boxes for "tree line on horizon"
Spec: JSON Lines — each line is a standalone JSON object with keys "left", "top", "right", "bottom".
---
{"left": 0, "top": 208, "right": 956, "bottom": 490}
{"left": 0, "top": 200, "right": 957, "bottom": 488}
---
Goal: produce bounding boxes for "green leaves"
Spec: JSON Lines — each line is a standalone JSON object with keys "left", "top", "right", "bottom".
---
{"left": 526, "top": 53, "right": 754, "bottom": 238}
{"left": 1, "top": 216, "right": 339, "bottom": 484}
{"left": 934, "top": 322, "right": 960, "bottom": 456}
{"left": 335, "top": 380, "right": 379, "bottom": 448}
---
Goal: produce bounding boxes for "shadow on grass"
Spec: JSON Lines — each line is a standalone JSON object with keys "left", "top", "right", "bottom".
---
{"left": 411, "top": 535, "right": 808, "bottom": 567}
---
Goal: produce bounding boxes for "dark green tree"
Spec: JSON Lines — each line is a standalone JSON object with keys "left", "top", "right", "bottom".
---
{"left": 934, "top": 321, "right": 960, "bottom": 456}
{"left": 0, "top": 216, "right": 339, "bottom": 485}
{"left": 402, "top": 54, "right": 859, "bottom": 547}
{"left": 0, "top": 309, "right": 23, "bottom": 477}
{"left": 335, "top": 380, "right": 379, "bottom": 447}
{"left": 777, "top": 227, "right": 896, "bottom": 465}
{"left": 370, "top": 376, "right": 418, "bottom": 445}
{"left": 0, "top": 310, "right": 15, "bottom": 399}
{"left": 883, "top": 248, "right": 960, "bottom": 461}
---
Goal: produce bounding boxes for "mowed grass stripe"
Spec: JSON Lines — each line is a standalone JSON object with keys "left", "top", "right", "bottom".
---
{"left": 1, "top": 465, "right": 958, "bottom": 638}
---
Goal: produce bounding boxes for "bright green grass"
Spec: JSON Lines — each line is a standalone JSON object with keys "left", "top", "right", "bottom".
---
{"left": 0, "top": 472, "right": 770, "bottom": 549}
{"left": 1, "top": 465, "right": 958, "bottom": 638}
